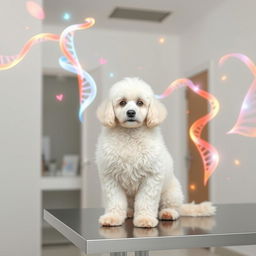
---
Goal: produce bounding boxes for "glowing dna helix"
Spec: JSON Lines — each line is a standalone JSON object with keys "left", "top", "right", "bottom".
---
{"left": 156, "top": 78, "right": 220, "bottom": 185}
{"left": 0, "top": 18, "right": 97, "bottom": 122}
{"left": 0, "top": 33, "right": 59, "bottom": 70}
{"left": 59, "top": 17, "right": 97, "bottom": 122}
{"left": 219, "top": 53, "right": 256, "bottom": 137}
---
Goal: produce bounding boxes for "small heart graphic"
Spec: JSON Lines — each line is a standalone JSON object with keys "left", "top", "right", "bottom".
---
{"left": 56, "top": 94, "right": 64, "bottom": 101}
{"left": 99, "top": 57, "right": 107, "bottom": 65}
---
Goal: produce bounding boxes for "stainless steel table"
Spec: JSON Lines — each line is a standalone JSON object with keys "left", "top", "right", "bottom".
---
{"left": 44, "top": 203, "right": 256, "bottom": 255}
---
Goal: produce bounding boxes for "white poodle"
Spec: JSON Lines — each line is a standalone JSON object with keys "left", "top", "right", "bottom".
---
{"left": 96, "top": 77, "right": 215, "bottom": 228}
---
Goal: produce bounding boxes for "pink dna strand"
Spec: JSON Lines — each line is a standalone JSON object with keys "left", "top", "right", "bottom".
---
{"left": 0, "top": 33, "right": 59, "bottom": 70}
{"left": 59, "top": 18, "right": 97, "bottom": 122}
{"left": 219, "top": 53, "right": 256, "bottom": 137}
{"left": 156, "top": 78, "right": 220, "bottom": 185}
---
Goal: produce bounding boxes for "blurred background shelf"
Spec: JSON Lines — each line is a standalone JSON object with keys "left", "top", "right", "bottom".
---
{"left": 40, "top": 176, "right": 82, "bottom": 191}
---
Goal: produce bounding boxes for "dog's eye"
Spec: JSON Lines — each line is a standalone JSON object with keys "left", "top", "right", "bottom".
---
{"left": 137, "top": 100, "right": 144, "bottom": 106}
{"left": 120, "top": 100, "right": 127, "bottom": 106}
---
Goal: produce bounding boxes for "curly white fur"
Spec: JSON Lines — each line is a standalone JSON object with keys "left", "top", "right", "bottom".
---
{"left": 96, "top": 78, "right": 216, "bottom": 228}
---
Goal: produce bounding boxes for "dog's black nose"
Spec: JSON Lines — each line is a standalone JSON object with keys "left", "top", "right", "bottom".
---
{"left": 127, "top": 110, "right": 136, "bottom": 118}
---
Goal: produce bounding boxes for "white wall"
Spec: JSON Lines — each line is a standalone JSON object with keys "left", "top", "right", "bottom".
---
{"left": 42, "top": 25, "right": 187, "bottom": 196}
{"left": 179, "top": 0, "right": 256, "bottom": 254}
{"left": 0, "top": 1, "right": 41, "bottom": 256}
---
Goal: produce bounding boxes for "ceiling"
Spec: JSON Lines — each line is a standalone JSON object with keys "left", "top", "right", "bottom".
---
{"left": 43, "top": 0, "right": 224, "bottom": 34}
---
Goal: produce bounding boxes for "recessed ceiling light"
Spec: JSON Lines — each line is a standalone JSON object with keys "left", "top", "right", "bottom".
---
{"left": 110, "top": 7, "right": 171, "bottom": 23}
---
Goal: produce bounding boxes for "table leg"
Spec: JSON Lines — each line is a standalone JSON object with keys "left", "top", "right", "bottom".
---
{"left": 135, "top": 251, "right": 149, "bottom": 256}
{"left": 110, "top": 251, "right": 149, "bottom": 256}
{"left": 110, "top": 252, "right": 127, "bottom": 256}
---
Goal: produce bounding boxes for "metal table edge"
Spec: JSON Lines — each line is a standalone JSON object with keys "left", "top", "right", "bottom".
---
{"left": 43, "top": 209, "right": 87, "bottom": 252}
{"left": 86, "top": 232, "right": 256, "bottom": 254}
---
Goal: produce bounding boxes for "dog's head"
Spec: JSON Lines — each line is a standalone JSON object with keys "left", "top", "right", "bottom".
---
{"left": 97, "top": 78, "right": 167, "bottom": 128}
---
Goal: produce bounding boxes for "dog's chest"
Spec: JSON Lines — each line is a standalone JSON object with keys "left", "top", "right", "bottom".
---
{"left": 103, "top": 132, "right": 156, "bottom": 193}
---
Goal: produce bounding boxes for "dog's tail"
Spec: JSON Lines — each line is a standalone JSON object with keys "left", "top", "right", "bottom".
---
{"left": 177, "top": 201, "right": 216, "bottom": 217}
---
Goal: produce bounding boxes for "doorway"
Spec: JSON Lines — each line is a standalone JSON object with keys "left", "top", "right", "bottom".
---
{"left": 187, "top": 70, "right": 209, "bottom": 203}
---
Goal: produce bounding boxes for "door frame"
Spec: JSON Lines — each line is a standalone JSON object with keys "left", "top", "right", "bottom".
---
{"left": 81, "top": 66, "right": 103, "bottom": 208}
{"left": 182, "top": 60, "right": 216, "bottom": 202}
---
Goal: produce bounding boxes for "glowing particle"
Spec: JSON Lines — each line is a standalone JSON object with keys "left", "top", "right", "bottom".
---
{"left": 242, "top": 102, "right": 249, "bottom": 110}
{"left": 109, "top": 72, "right": 114, "bottom": 78}
{"left": 99, "top": 57, "right": 107, "bottom": 65}
{"left": 25, "top": 26, "right": 30, "bottom": 30}
{"left": 234, "top": 159, "right": 240, "bottom": 166}
{"left": 63, "top": 12, "right": 71, "bottom": 21}
{"left": 159, "top": 37, "right": 165, "bottom": 44}
{"left": 193, "top": 85, "right": 200, "bottom": 92}
{"left": 26, "top": 1, "right": 45, "bottom": 20}
{"left": 212, "top": 153, "right": 218, "bottom": 161}
{"left": 190, "top": 184, "right": 196, "bottom": 191}
{"left": 221, "top": 75, "right": 227, "bottom": 81}
{"left": 56, "top": 94, "right": 64, "bottom": 102}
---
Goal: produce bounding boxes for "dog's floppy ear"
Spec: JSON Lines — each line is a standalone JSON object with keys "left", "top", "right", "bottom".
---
{"left": 97, "top": 99, "right": 116, "bottom": 128}
{"left": 146, "top": 98, "right": 167, "bottom": 128}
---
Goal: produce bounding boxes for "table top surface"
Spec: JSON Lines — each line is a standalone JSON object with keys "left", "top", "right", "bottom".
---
{"left": 44, "top": 203, "right": 256, "bottom": 254}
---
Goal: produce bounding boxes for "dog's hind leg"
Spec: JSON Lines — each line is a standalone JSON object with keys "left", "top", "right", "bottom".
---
{"left": 159, "top": 176, "right": 184, "bottom": 221}
{"left": 159, "top": 177, "right": 216, "bottom": 218}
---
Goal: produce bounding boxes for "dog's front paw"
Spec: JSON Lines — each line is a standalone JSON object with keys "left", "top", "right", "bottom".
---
{"left": 99, "top": 213, "right": 125, "bottom": 227}
{"left": 133, "top": 215, "right": 158, "bottom": 228}
{"left": 158, "top": 208, "right": 179, "bottom": 221}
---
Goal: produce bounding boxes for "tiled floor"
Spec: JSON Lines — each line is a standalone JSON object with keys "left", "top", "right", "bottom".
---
{"left": 42, "top": 245, "right": 223, "bottom": 256}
